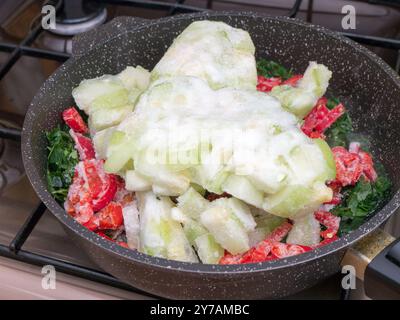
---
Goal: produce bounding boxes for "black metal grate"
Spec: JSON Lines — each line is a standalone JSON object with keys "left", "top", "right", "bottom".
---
{"left": 0, "top": 0, "right": 399, "bottom": 299}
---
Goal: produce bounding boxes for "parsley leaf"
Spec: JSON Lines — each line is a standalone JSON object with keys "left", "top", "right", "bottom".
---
{"left": 46, "top": 125, "right": 78, "bottom": 202}
{"left": 256, "top": 59, "right": 293, "bottom": 80}
{"left": 325, "top": 98, "right": 353, "bottom": 148}
{"left": 326, "top": 97, "right": 341, "bottom": 110}
{"left": 332, "top": 174, "right": 392, "bottom": 235}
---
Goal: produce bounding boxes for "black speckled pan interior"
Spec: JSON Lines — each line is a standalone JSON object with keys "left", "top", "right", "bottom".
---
{"left": 22, "top": 12, "right": 400, "bottom": 299}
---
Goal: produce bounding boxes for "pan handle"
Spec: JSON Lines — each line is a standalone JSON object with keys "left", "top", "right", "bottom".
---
{"left": 72, "top": 16, "right": 151, "bottom": 56}
{"left": 341, "top": 227, "right": 400, "bottom": 299}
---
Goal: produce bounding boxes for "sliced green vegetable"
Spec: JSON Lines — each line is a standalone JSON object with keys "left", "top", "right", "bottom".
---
{"left": 263, "top": 183, "right": 332, "bottom": 218}
{"left": 200, "top": 206, "right": 250, "bottom": 254}
{"left": 194, "top": 233, "right": 224, "bottom": 264}
{"left": 137, "top": 191, "right": 198, "bottom": 262}
{"left": 177, "top": 187, "right": 210, "bottom": 220}
{"left": 211, "top": 197, "right": 256, "bottom": 232}
{"left": 72, "top": 66, "right": 150, "bottom": 133}
{"left": 89, "top": 105, "right": 133, "bottom": 132}
{"left": 151, "top": 20, "right": 257, "bottom": 90}
{"left": 270, "top": 62, "right": 332, "bottom": 118}
{"left": 222, "top": 175, "right": 264, "bottom": 208}
{"left": 249, "top": 213, "right": 285, "bottom": 246}
{"left": 104, "top": 130, "right": 133, "bottom": 173}
{"left": 117, "top": 65, "right": 151, "bottom": 92}
{"left": 125, "top": 170, "right": 152, "bottom": 192}
{"left": 286, "top": 213, "right": 320, "bottom": 246}
{"left": 170, "top": 207, "right": 223, "bottom": 264}
{"left": 92, "top": 127, "right": 115, "bottom": 159}
{"left": 314, "top": 138, "right": 336, "bottom": 181}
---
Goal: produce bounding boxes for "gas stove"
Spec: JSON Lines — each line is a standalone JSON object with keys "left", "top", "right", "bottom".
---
{"left": 0, "top": 0, "right": 399, "bottom": 300}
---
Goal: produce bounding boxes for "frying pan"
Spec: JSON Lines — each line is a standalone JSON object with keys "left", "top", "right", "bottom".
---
{"left": 22, "top": 12, "right": 400, "bottom": 299}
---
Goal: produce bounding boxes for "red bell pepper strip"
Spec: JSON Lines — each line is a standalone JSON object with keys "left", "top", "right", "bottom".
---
{"left": 83, "top": 215, "right": 99, "bottom": 231}
{"left": 65, "top": 159, "right": 117, "bottom": 226}
{"left": 324, "top": 191, "right": 342, "bottom": 205}
{"left": 281, "top": 74, "right": 303, "bottom": 86}
{"left": 97, "top": 202, "right": 124, "bottom": 230}
{"left": 270, "top": 242, "right": 312, "bottom": 259}
{"left": 69, "top": 129, "right": 95, "bottom": 160}
{"left": 222, "top": 240, "right": 311, "bottom": 265}
{"left": 301, "top": 101, "right": 345, "bottom": 138}
{"left": 256, "top": 76, "right": 282, "bottom": 92}
{"left": 82, "top": 160, "right": 117, "bottom": 212}
{"left": 64, "top": 170, "right": 94, "bottom": 224}
{"left": 343, "top": 143, "right": 377, "bottom": 182}
{"left": 320, "top": 229, "right": 338, "bottom": 240}
{"left": 237, "top": 221, "right": 293, "bottom": 263}
{"left": 256, "top": 74, "right": 302, "bottom": 93}
{"left": 118, "top": 241, "right": 129, "bottom": 248}
{"left": 239, "top": 241, "right": 275, "bottom": 264}
{"left": 308, "top": 131, "right": 326, "bottom": 139}
{"left": 96, "top": 231, "right": 130, "bottom": 248}
{"left": 313, "top": 104, "right": 345, "bottom": 133}
{"left": 317, "top": 234, "right": 339, "bottom": 247}
{"left": 332, "top": 146, "right": 363, "bottom": 187}
{"left": 219, "top": 251, "right": 246, "bottom": 265}
{"left": 315, "top": 97, "right": 328, "bottom": 107}
{"left": 265, "top": 221, "right": 293, "bottom": 242}
{"left": 68, "top": 201, "right": 94, "bottom": 225}
{"left": 314, "top": 210, "right": 340, "bottom": 246}
{"left": 358, "top": 150, "right": 377, "bottom": 182}
{"left": 301, "top": 105, "right": 328, "bottom": 136}
{"left": 332, "top": 146, "right": 377, "bottom": 186}
{"left": 327, "top": 180, "right": 342, "bottom": 194}
{"left": 62, "top": 107, "right": 88, "bottom": 134}
{"left": 314, "top": 211, "right": 340, "bottom": 233}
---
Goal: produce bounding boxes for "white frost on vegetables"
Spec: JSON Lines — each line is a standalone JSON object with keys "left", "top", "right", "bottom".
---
{"left": 270, "top": 62, "right": 332, "bottom": 118}
{"left": 151, "top": 20, "right": 257, "bottom": 90}
{"left": 136, "top": 191, "right": 198, "bottom": 262}
{"left": 72, "top": 66, "right": 151, "bottom": 134}
{"left": 71, "top": 21, "right": 338, "bottom": 262}
{"left": 107, "top": 73, "right": 334, "bottom": 218}
{"left": 121, "top": 201, "right": 140, "bottom": 249}
{"left": 286, "top": 213, "right": 321, "bottom": 247}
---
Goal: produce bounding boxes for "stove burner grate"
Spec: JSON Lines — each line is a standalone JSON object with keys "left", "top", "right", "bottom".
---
{"left": 0, "top": 119, "right": 24, "bottom": 193}
{"left": 50, "top": 0, "right": 108, "bottom": 36}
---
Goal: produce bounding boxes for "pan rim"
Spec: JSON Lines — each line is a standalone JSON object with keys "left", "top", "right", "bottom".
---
{"left": 22, "top": 11, "right": 400, "bottom": 275}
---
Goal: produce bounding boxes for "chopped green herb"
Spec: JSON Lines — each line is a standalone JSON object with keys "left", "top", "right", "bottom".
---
{"left": 332, "top": 174, "right": 392, "bottom": 235}
{"left": 46, "top": 125, "right": 78, "bottom": 202}
{"left": 326, "top": 97, "right": 341, "bottom": 110}
{"left": 256, "top": 59, "right": 293, "bottom": 80}
{"left": 325, "top": 98, "right": 353, "bottom": 148}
